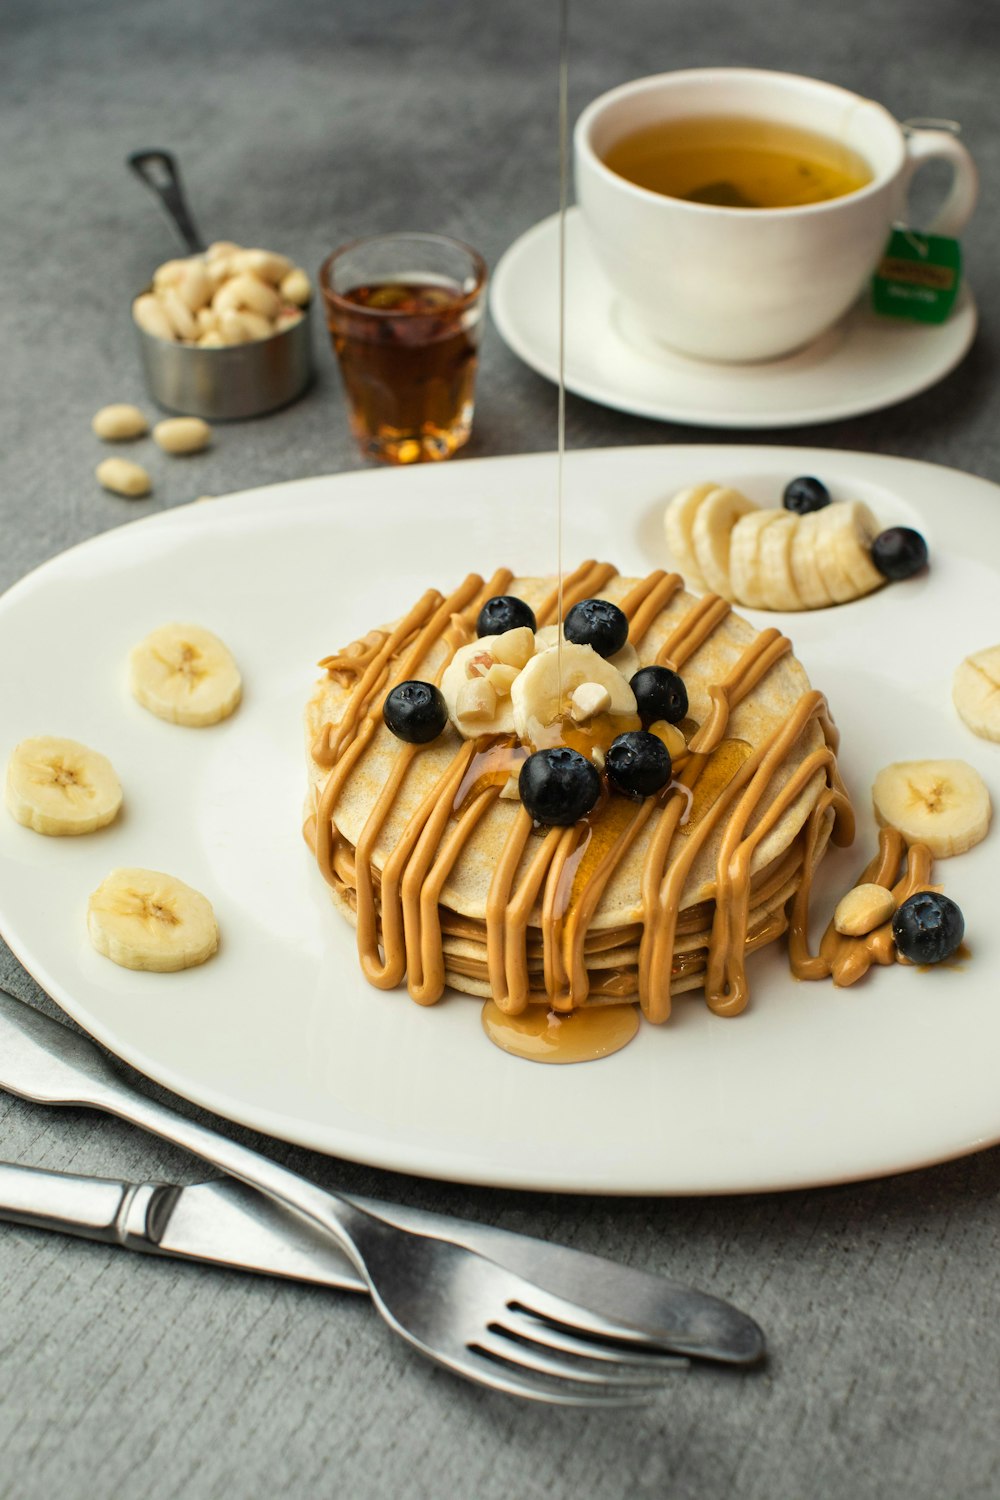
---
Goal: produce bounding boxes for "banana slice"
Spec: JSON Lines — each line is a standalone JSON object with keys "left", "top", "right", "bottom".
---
{"left": 88, "top": 868, "right": 219, "bottom": 972}
{"left": 533, "top": 625, "right": 640, "bottom": 681}
{"left": 691, "top": 486, "right": 758, "bottom": 599}
{"left": 872, "top": 758, "right": 992, "bottom": 858}
{"left": 440, "top": 637, "right": 516, "bottom": 738}
{"left": 511, "top": 643, "right": 637, "bottom": 749}
{"left": 953, "top": 646, "right": 1000, "bottom": 743}
{"left": 816, "top": 501, "right": 884, "bottom": 603}
{"left": 5, "top": 737, "right": 123, "bottom": 836}
{"left": 664, "top": 483, "right": 714, "bottom": 590}
{"left": 757, "top": 512, "right": 802, "bottom": 611}
{"left": 728, "top": 510, "right": 787, "bottom": 609}
{"left": 789, "top": 513, "right": 834, "bottom": 610}
{"left": 129, "top": 623, "right": 242, "bottom": 727}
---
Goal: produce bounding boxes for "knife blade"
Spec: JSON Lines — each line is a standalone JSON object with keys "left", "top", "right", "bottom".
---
{"left": 0, "top": 1161, "right": 763, "bottom": 1364}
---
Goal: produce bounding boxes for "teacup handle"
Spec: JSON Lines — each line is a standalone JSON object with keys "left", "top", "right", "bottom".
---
{"left": 901, "top": 128, "right": 978, "bottom": 237}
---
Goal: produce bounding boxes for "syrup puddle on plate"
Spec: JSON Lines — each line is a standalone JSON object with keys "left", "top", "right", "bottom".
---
{"left": 481, "top": 999, "right": 639, "bottom": 1063}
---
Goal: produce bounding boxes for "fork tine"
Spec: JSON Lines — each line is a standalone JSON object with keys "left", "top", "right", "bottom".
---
{"left": 473, "top": 1328, "right": 669, "bottom": 1391}
{"left": 498, "top": 1310, "right": 690, "bottom": 1370}
{"left": 464, "top": 1342, "right": 661, "bottom": 1407}
{"left": 504, "top": 1288, "right": 665, "bottom": 1349}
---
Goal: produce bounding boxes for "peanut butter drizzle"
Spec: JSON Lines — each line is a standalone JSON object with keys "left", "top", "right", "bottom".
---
{"left": 623, "top": 571, "right": 684, "bottom": 644}
{"left": 310, "top": 563, "right": 853, "bottom": 1025}
{"left": 788, "top": 826, "right": 938, "bottom": 988}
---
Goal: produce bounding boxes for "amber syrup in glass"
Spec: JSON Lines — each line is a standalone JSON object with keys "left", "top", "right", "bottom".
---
{"left": 326, "top": 278, "right": 482, "bottom": 465}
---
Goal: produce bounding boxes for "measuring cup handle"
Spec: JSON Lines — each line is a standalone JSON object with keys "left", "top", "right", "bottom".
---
{"left": 127, "top": 150, "right": 206, "bottom": 255}
{"left": 901, "top": 129, "right": 979, "bottom": 238}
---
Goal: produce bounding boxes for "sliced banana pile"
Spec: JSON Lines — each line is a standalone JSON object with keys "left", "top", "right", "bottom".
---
{"left": 87, "top": 868, "right": 219, "bottom": 972}
{"left": 953, "top": 645, "right": 1000, "bottom": 743}
{"left": 129, "top": 623, "right": 242, "bottom": 727}
{"left": 5, "top": 736, "right": 123, "bottom": 836}
{"left": 440, "top": 627, "right": 638, "bottom": 756}
{"left": 664, "top": 483, "right": 884, "bottom": 610}
{"left": 872, "top": 758, "right": 992, "bottom": 858}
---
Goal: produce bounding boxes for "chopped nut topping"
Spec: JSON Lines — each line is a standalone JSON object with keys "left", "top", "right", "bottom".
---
{"left": 456, "top": 678, "right": 498, "bottom": 722}
{"left": 465, "top": 650, "right": 495, "bottom": 679}
{"left": 486, "top": 662, "right": 519, "bottom": 697}
{"left": 570, "top": 682, "right": 612, "bottom": 723}
{"left": 491, "top": 626, "right": 535, "bottom": 670}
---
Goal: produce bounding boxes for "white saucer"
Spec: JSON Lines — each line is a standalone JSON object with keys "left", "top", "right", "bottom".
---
{"left": 490, "top": 209, "right": 978, "bottom": 429}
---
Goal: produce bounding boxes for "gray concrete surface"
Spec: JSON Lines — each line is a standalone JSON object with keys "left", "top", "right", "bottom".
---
{"left": 2, "top": 2, "right": 999, "bottom": 1497}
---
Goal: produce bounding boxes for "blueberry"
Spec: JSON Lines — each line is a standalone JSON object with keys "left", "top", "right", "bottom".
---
{"left": 382, "top": 680, "right": 448, "bottom": 744}
{"left": 564, "top": 598, "right": 629, "bottom": 658}
{"left": 476, "top": 595, "right": 536, "bottom": 637}
{"left": 871, "top": 527, "right": 929, "bottom": 582}
{"left": 783, "top": 476, "right": 831, "bottom": 515}
{"left": 606, "top": 731, "right": 673, "bottom": 800}
{"left": 630, "top": 665, "right": 688, "bottom": 725}
{"left": 519, "top": 747, "right": 601, "bottom": 825}
{"left": 891, "top": 891, "right": 964, "bottom": 965}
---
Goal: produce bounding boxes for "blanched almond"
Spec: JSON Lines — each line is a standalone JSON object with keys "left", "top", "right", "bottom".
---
{"left": 213, "top": 273, "right": 281, "bottom": 320}
{"left": 160, "top": 287, "right": 198, "bottom": 340}
{"left": 486, "top": 663, "right": 519, "bottom": 697}
{"left": 96, "top": 458, "right": 151, "bottom": 497}
{"left": 834, "top": 883, "right": 896, "bottom": 937}
{"left": 177, "top": 261, "right": 213, "bottom": 312}
{"left": 152, "top": 258, "right": 189, "bottom": 290}
{"left": 133, "top": 293, "right": 175, "bottom": 341}
{"left": 279, "top": 267, "right": 312, "bottom": 305}
{"left": 456, "top": 678, "right": 498, "bottom": 722}
{"left": 491, "top": 627, "right": 534, "bottom": 670}
{"left": 570, "top": 682, "right": 612, "bottom": 722}
{"left": 231, "top": 249, "right": 293, "bottom": 284}
{"left": 92, "top": 404, "right": 148, "bottom": 441}
{"left": 153, "top": 417, "right": 212, "bottom": 455}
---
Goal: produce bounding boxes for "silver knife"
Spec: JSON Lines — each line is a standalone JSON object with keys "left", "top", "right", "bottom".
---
{"left": 0, "top": 1160, "right": 763, "bottom": 1365}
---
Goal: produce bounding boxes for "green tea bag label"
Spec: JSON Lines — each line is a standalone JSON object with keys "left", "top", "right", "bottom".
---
{"left": 872, "top": 228, "right": 961, "bottom": 323}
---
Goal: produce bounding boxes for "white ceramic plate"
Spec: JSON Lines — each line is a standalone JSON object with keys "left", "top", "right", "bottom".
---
{"left": 490, "top": 211, "right": 978, "bottom": 428}
{"left": 1, "top": 447, "right": 998, "bottom": 1195}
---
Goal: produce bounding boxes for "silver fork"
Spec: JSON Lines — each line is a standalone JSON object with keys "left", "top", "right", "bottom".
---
{"left": 0, "top": 991, "right": 682, "bottom": 1405}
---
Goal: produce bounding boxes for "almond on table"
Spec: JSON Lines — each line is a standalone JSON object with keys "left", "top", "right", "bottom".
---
{"left": 92, "top": 404, "right": 149, "bottom": 441}
{"left": 152, "top": 417, "right": 212, "bottom": 454}
{"left": 96, "top": 457, "right": 151, "bottom": 498}
{"left": 662, "top": 476, "right": 924, "bottom": 612}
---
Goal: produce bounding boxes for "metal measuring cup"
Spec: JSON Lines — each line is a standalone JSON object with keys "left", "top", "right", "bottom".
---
{"left": 128, "top": 150, "right": 313, "bottom": 420}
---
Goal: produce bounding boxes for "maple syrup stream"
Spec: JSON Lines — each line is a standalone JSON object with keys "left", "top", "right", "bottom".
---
{"left": 480, "top": 1, "right": 640, "bottom": 1062}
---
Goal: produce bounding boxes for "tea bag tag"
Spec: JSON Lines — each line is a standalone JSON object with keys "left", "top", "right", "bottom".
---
{"left": 871, "top": 227, "right": 962, "bottom": 324}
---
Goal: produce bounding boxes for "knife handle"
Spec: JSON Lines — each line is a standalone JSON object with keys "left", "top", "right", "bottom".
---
{"left": 0, "top": 1161, "right": 178, "bottom": 1249}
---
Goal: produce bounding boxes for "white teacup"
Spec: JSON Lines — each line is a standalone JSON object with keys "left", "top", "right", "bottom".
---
{"left": 574, "top": 69, "right": 978, "bottom": 363}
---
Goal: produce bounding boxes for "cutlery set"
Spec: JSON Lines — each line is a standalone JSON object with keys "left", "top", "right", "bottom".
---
{"left": 0, "top": 989, "right": 764, "bottom": 1403}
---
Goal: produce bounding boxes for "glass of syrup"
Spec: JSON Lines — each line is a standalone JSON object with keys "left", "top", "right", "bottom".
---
{"left": 319, "top": 232, "right": 487, "bottom": 465}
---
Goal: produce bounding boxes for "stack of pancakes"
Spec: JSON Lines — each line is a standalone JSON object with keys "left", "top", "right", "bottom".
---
{"left": 304, "top": 566, "right": 849, "bottom": 1019}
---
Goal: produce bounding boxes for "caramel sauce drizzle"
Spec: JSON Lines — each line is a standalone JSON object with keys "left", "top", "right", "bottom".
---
{"left": 308, "top": 562, "right": 854, "bottom": 1023}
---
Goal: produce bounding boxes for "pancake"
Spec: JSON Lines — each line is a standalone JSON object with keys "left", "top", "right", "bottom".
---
{"left": 304, "top": 561, "right": 854, "bottom": 1023}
